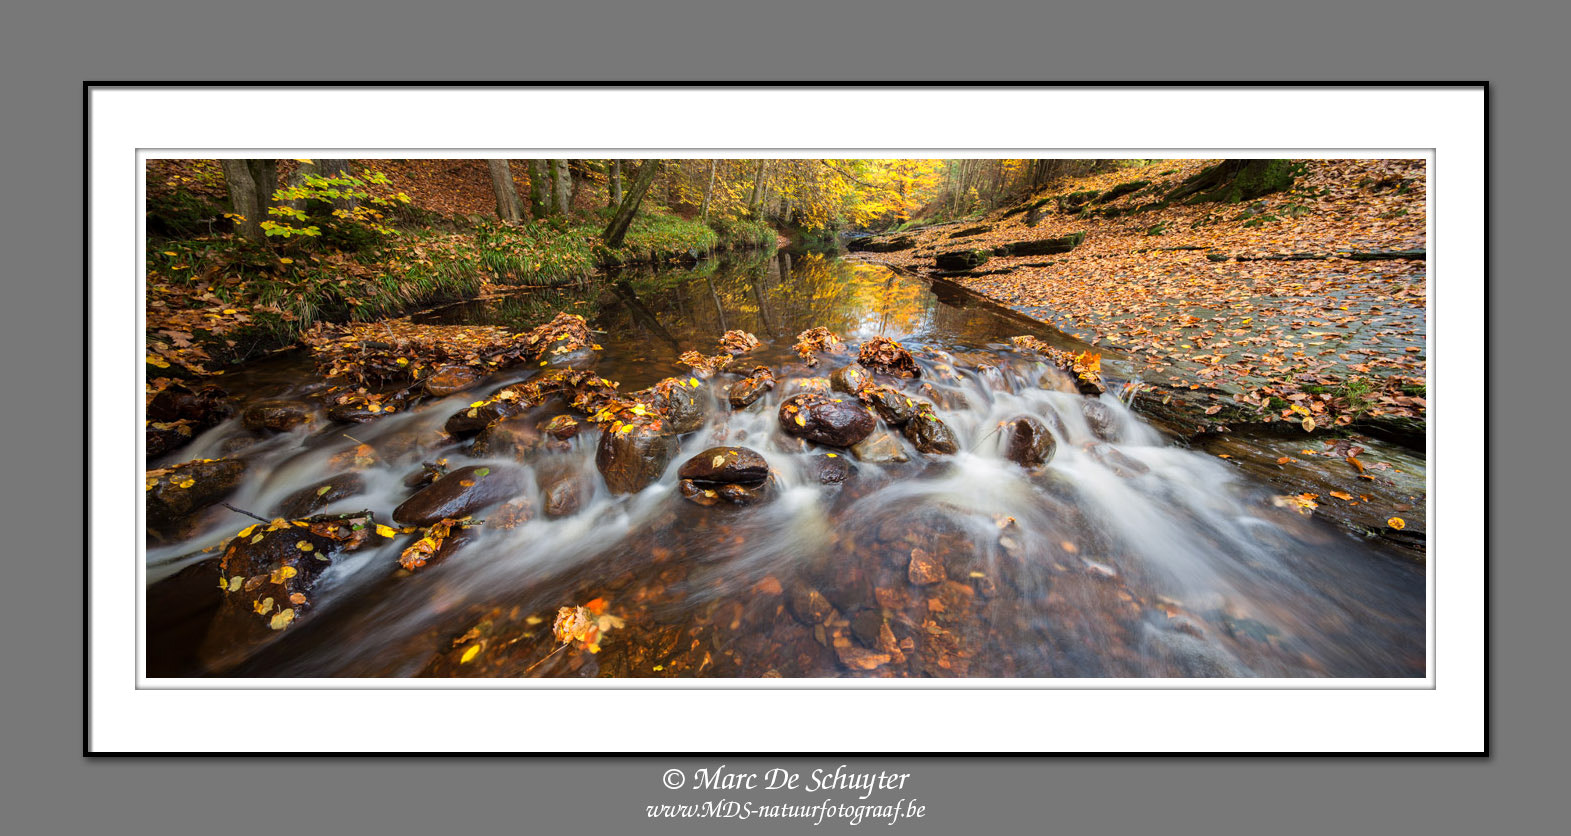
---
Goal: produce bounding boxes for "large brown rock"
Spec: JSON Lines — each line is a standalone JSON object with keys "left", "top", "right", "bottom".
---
{"left": 241, "top": 400, "right": 314, "bottom": 433}
{"left": 850, "top": 430, "right": 909, "bottom": 463}
{"left": 595, "top": 423, "right": 680, "bottom": 494}
{"left": 444, "top": 396, "right": 530, "bottom": 438}
{"left": 146, "top": 458, "right": 248, "bottom": 527}
{"left": 779, "top": 393, "right": 876, "bottom": 448}
{"left": 859, "top": 385, "right": 920, "bottom": 426}
{"left": 1000, "top": 415, "right": 1056, "bottom": 469}
{"left": 393, "top": 464, "right": 525, "bottom": 525}
{"left": 642, "top": 377, "right": 711, "bottom": 434}
{"left": 470, "top": 414, "right": 547, "bottom": 461}
{"left": 829, "top": 364, "right": 871, "bottom": 395}
{"left": 903, "top": 410, "right": 960, "bottom": 455}
{"left": 727, "top": 367, "right": 775, "bottom": 410}
{"left": 678, "top": 446, "right": 769, "bottom": 485}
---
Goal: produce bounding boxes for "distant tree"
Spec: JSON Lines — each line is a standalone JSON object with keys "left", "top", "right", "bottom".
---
{"left": 219, "top": 159, "right": 278, "bottom": 243}
{"left": 487, "top": 159, "right": 525, "bottom": 222}
{"left": 530, "top": 160, "right": 552, "bottom": 218}
{"left": 608, "top": 160, "right": 623, "bottom": 208}
{"left": 553, "top": 159, "right": 572, "bottom": 215}
{"left": 602, "top": 160, "right": 661, "bottom": 248}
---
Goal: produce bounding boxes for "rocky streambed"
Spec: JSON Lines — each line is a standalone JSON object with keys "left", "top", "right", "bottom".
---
{"left": 146, "top": 251, "right": 1425, "bottom": 679}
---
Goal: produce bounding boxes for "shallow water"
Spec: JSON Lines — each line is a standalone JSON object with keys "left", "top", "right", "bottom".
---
{"left": 147, "top": 250, "right": 1425, "bottom": 678}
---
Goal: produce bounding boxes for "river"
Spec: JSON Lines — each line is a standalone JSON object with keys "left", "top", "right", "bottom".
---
{"left": 147, "top": 249, "right": 1425, "bottom": 678}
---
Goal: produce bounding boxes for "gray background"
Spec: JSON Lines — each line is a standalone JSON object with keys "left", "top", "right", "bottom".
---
{"left": 4, "top": 1, "right": 1555, "bottom": 832}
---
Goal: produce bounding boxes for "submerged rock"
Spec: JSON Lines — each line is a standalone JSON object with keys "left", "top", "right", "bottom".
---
{"left": 444, "top": 396, "right": 529, "bottom": 438}
{"left": 595, "top": 422, "right": 680, "bottom": 494}
{"left": 908, "top": 546, "right": 946, "bottom": 586}
{"left": 146, "top": 458, "right": 248, "bottom": 528}
{"left": 903, "top": 409, "right": 960, "bottom": 455}
{"left": 856, "top": 337, "right": 922, "bottom": 379}
{"left": 537, "top": 461, "right": 591, "bottom": 518}
{"left": 850, "top": 429, "right": 909, "bottom": 464}
{"left": 274, "top": 472, "right": 366, "bottom": 519}
{"left": 393, "top": 464, "right": 525, "bottom": 525}
{"left": 1000, "top": 415, "right": 1056, "bottom": 469}
{"left": 779, "top": 393, "right": 877, "bottom": 448}
{"left": 424, "top": 365, "right": 483, "bottom": 397}
{"left": 809, "top": 452, "right": 854, "bottom": 485}
{"left": 1082, "top": 397, "right": 1121, "bottom": 441}
{"left": 788, "top": 582, "right": 834, "bottom": 625}
{"left": 241, "top": 400, "right": 314, "bottom": 434}
{"left": 1085, "top": 443, "right": 1150, "bottom": 477}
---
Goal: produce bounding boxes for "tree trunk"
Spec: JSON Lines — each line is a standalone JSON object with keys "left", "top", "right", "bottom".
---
{"left": 749, "top": 160, "right": 769, "bottom": 217}
{"left": 487, "top": 159, "right": 524, "bottom": 221}
{"left": 553, "top": 159, "right": 572, "bottom": 216}
{"left": 313, "top": 159, "right": 355, "bottom": 211}
{"left": 700, "top": 159, "right": 717, "bottom": 219}
{"left": 602, "top": 160, "right": 661, "bottom": 249}
{"left": 609, "top": 160, "right": 623, "bottom": 208}
{"left": 220, "top": 159, "right": 266, "bottom": 243}
{"left": 531, "top": 160, "right": 551, "bottom": 218}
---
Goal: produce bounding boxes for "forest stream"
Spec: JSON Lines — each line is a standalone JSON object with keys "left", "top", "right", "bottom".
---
{"left": 146, "top": 250, "right": 1425, "bottom": 678}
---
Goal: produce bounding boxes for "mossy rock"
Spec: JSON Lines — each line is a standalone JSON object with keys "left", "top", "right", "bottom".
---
{"left": 934, "top": 249, "right": 992, "bottom": 270}
{"left": 1096, "top": 179, "right": 1151, "bottom": 203}
{"left": 1010, "top": 231, "right": 1085, "bottom": 257}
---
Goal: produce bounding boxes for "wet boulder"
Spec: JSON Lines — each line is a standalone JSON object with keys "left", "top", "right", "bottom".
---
{"left": 903, "top": 409, "right": 960, "bottom": 455}
{"left": 200, "top": 511, "right": 377, "bottom": 671}
{"left": 595, "top": 422, "right": 680, "bottom": 494}
{"left": 470, "top": 414, "right": 548, "bottom": 461}
{"left": 856, "top": 337, "right": 922, "bottom": 379}
{"left": 728, "top": 367, "right": 776, "bottom": 410}
{"left": 782, "top": 377, "right": 831, "bottom": 397}
{"left": 148, "top": 382, "right": 234, "bottom": 425}
{"left": 1000, "top": 415, "right": 1056, "bottom": 469}
{"left": 809, "top": 452, "right": 854, "bottom": 485}
{"left": 241, "top": 400, "right": 314, "bottom": 434}
{"left": 274, "top": 472, "right": 366, "bottom": 519}
{"left": 677, "top": 446, "right": 773, "bottom": 506}
{"left": 829, "top": 364, "right": 871, "bottom": 395}
{"left": 146, "top": 458, "right": 248, "bottom": 528}
{"left": 850, "top": 429, "right": 910, "bottom": 464}
{"left": 444, "top": 395, "right": 530, "bottom": 438}
{"left": 859, "top": 385, "right": 920, "bottom": 426}
{"left": 539, "top": 414, "right": 581, "bottom": 441}
{"left": 678, "top": 446, "right": 770, "bottom": 485}
{"left": 326, "top": 399, "right": 383, "bottom": 423}
{"left": 779, "top": 393, "right": 876, "bottom": 448}
{"left": 642, "top": 377, "right": 711, "bottom": 434}
{"left": 1082, "top": 397, "right": 1121, "bottom": 441}
{"left": 424, "top": 365, "right": 483, "bottom": 397}
{"left": 393, "top": 464, "right": 525, "bottom": 525}
{"left": 147, "top": 420, "right": 199, "bottom": 459}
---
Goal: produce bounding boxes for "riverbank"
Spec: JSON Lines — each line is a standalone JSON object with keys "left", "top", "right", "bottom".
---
{"left": 146, "top": 164, "right": 777, "bottom": 380}
{"left": 850, "top": 159, "right": 1428, "bottom": 450}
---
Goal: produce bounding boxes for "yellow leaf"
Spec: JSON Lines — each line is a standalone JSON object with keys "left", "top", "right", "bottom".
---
{"left": 271, "top": 565, "right": 299, "bottom": 583}
{"left": 711, "top": 455, "right": 725, "bottom": 468}
{"left": 1301, "top": 417, "right": 1317, "bottom": 432}
{"left": 375, "top": 524, "right": 397, "bottom": 538}
{"left": 175, "top": 478, "right": 195, "bottom": 489}
{"left": 238, "top": 524, "right": 257, "bottom": 539}
{"left": 269, "top": 608, "right": 296, "bottom": 630}
{"left": 295, "top": 540, "right": 313, "bottom": 551}
{"left": 460, "top": 644, "right": 481, "bottom": 664}
{"left": 689, "top": 378, "right": 701, "bottom": 387}
{"left": 795, "top": 414, "right": 806, "bottom": 426}
{"left": 228, "top": 576, "right": 244, "bottom": 592}
{"left": 1388, "top": 517, "right": 1406, "bottom": 530}
{"left": 254, "top": 596, "right": 274, "bottom": 615}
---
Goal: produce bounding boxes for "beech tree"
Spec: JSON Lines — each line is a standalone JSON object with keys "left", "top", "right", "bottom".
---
{"left": 219, "top": 159, "right": 279, "bottom": 244}
{"left": 487, "top": 159, "right": 525, "bottom": 222}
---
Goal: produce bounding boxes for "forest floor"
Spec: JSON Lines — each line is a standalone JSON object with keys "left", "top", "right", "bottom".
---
{"left": 858, "top": 159, "right": 1428, "bottom": 445}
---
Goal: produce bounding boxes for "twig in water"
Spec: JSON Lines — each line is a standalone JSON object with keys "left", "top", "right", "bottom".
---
{"left": 221, "top": 502, "right": 271, "bottom": 523}
{"left": 524, "top": 642, "right": 569, "bottom": 674}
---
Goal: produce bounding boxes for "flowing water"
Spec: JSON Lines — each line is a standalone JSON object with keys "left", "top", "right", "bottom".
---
{"left": 147, "top": 250, "right": 1425, "bottom": 678}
